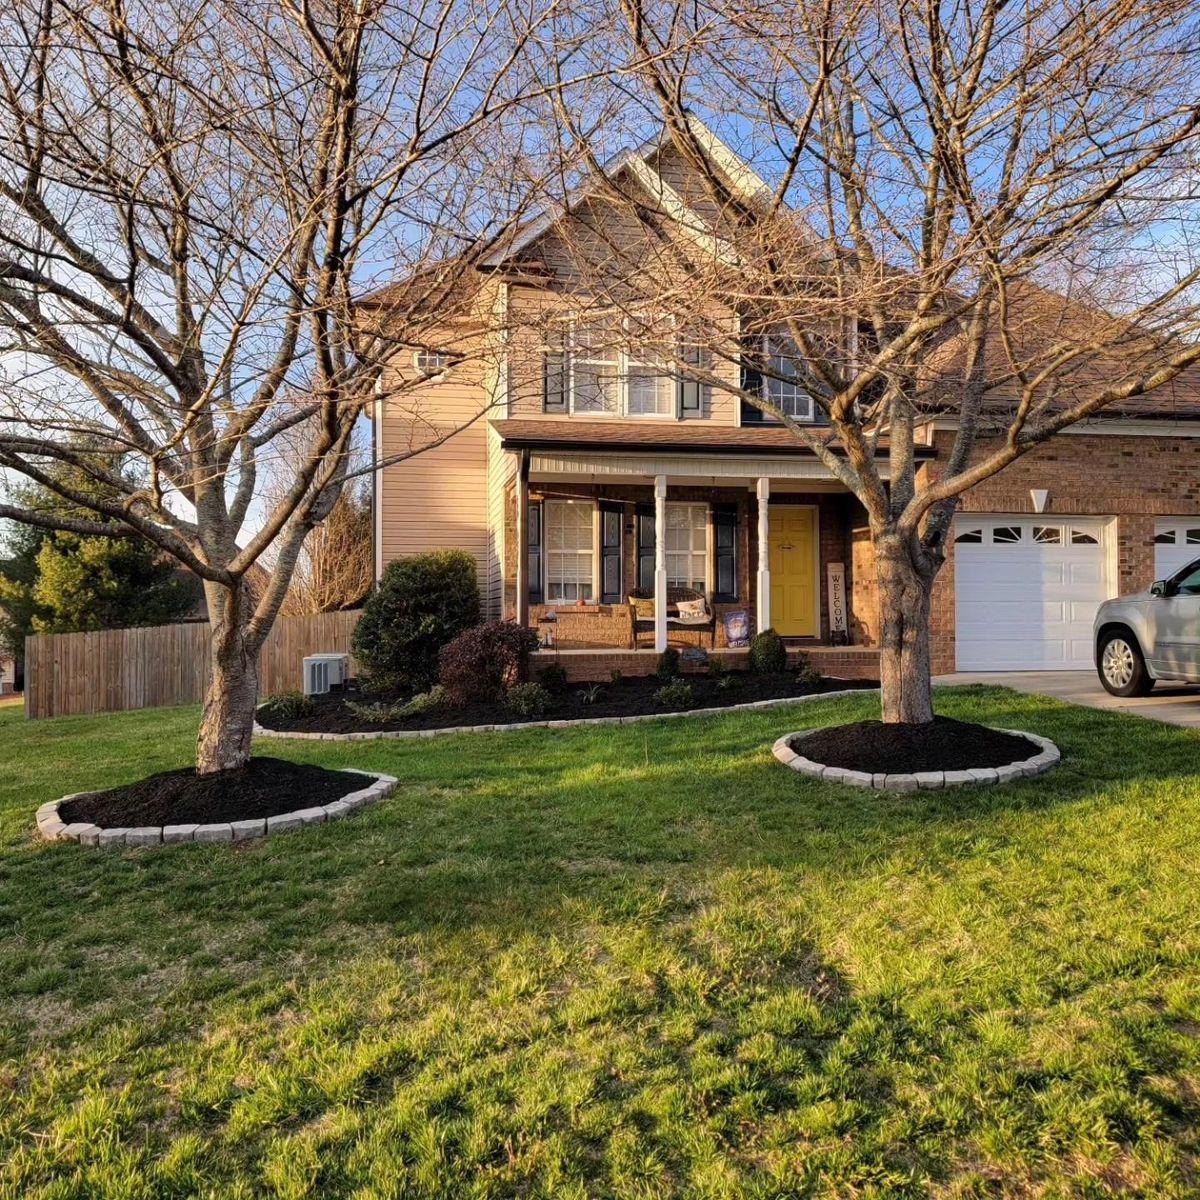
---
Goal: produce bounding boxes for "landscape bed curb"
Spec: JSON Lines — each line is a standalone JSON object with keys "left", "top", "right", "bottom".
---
{"left": 771, "top": 727, "right": 1060, "bottom": 790}
{"left": 34, "top": 768, "right": 398, "bottom": 847}
{"left": 254, "top": 685, "right": 880, "bottom": 741}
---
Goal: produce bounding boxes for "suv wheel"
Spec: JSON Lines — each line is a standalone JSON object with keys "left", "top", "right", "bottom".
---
{"left": 1098, "top": 630, "right": 1152, "bottom": 697}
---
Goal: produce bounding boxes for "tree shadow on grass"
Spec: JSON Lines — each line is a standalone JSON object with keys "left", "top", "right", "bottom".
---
{"left": 3, "top": 687, "right": 1200, "bottom": 1194}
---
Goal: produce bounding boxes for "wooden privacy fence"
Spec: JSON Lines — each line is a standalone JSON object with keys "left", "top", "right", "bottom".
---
{"left": 23, "top": 610, "right": 361, "bottom": 720}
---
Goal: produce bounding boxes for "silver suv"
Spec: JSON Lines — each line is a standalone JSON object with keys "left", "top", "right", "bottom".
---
{"left": 1094, "top": 558, "right": 1200, "bottom": 695}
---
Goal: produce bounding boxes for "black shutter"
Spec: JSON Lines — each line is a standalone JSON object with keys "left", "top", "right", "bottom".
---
{"left": 527, "top": 501, "right": 544, "bottom": 603}
{"left": 543, "top": 330, "right": 567, "bottom": 412}
{"left": 636, "top": 506, "right": 656, "bottom": 592}
{"left": 677, "top": 335, "right": 712, "bottom": 417}
{"left": 740, "top": 329, "right": 765, "bottom": 424}
{"left": 599, "top": 502, "right": 623, "bottom": 603}
{"left": 713, "top": 503, "right": 738, "bottom": 601}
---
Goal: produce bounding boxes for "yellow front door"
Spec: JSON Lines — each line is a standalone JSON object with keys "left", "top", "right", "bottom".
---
{"left": 768, "top": 506, "right": 817, "bottom": 636}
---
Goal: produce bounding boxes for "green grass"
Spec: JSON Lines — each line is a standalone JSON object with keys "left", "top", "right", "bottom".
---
{"left": 3, "top": 688, "right": 1200, "bottom": 1197}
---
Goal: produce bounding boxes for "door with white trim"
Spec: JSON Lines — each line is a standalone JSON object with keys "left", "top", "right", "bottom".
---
{"left": 953, "top": 517, "right": 1114, "bottom": 670}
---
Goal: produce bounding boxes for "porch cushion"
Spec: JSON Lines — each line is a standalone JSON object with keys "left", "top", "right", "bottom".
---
{"left": 676, "top": 598, "right": 708, "bottom": 621}
{"left": 628, "top": 594, "right": 656, "bottom": 620}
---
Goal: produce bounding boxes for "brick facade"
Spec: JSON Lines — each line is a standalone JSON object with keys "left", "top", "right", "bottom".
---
{"left": 926, "top": 430, "right": 1200, "bottom": 673}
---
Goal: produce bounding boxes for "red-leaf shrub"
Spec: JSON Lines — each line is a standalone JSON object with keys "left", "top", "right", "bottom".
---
{"left": 438, "top": 621, "right": 540, "bottom": 705}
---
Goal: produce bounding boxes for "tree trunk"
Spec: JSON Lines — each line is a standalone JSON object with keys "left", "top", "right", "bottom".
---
{"left": 875, "top": 532, "right": 936, "bottom": 725}
{"left": 196, "top": 581, "right": 259, "bottom": 775}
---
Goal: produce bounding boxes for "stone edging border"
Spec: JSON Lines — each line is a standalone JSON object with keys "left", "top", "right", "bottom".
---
{"left": 34, "top": 768, "right": 398, "bottom": 847}
{"left": 253, "top": 685, "right": 879, "bottom": 741}
{"left": 772, "top": 727, "right": 1060, "bottom": 790}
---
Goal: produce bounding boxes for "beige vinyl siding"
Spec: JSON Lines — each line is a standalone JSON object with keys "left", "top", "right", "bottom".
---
{"left": 378, "top": 354, "right": 492, "bottom": 593}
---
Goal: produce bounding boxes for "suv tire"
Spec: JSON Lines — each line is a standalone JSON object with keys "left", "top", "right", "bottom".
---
{"left": 1098, "top": 629, "right": 1153, "bottom": 697}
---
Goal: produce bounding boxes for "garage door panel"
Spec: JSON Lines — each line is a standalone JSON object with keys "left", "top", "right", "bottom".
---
{"left": 954, "top": 518, "right": 1112, "bottom": 671}
{"left": 1154, "top": 522, "right": 1200, "bottom": 581}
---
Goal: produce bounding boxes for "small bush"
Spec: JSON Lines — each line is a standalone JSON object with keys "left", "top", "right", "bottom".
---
{"left": 708, "top": 654, "right": 727, "bottom": 676}
{"left": 399, "top": 685, "right": 449, "bottom": 716}
{"left": 609, "top": 667, "right": 623, "bottom": 686}
{"left": 655, "top": 679, "right": 694, "bottom": 708}
{"left": 352, "top": 550, "right": 480, "bottom": 689}
{"left": 656, "top": 647, "right": 681, "bottom": 678}
{"left": 537, "top": 663, "right": 569, "bottom": 694}
{"left": 438, "top": 620, "right": 539, "bottom": 705}
{"left": 580, "top": 683, "right": 605, "bottom": 705}
{"left": 749, "top": 628, "right": 788, "bottom": 674}
{"left": 506, "top": 681, "right": 552, "bottom": 719}
{"left": 260, "top": 691, "right": 315, "bottom": 720}
{"left": 793, "top": 651, "right": 823, "bottom": 690}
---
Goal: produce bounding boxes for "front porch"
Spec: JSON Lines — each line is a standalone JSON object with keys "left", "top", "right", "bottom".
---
{"left": 498, "top": 434, "right": 886, "bottom": 663}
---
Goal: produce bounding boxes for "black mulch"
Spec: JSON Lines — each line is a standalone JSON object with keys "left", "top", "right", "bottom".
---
{"left": 791, "top": 716, "right": 1040, "bottom": 775}
{"left": 257, "top": 672, "right": 877, "bottom": 735}
{"left": 59, "top": 757, "right": 357, "bottom": 827}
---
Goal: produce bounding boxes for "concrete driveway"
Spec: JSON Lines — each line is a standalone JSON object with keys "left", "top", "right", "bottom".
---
{"left": 934, "top": 670, "right": 1200, "bottom": 728}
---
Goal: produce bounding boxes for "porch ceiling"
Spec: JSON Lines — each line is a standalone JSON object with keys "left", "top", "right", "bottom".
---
{"left": 494, "top": 419, "right": 931, "bottom": 483}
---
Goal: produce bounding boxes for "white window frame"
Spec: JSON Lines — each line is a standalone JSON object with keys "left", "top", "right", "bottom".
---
{"left": 413, "top": 349, "right": 451, "bottom": 378}
{"left": 762, "top": 333, "right": 814, "bottom": 421}
{"left": 664, "top": 502, "right": 709, "bottom": 592}
{"left": 567, "top": 315, "right": 677, "bottom": 419}
{"left": 543, "top": 499, "right": 598, "bottom": 603}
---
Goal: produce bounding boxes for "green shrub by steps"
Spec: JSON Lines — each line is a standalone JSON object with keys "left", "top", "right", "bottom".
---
{"left": 748, "top": 628, "right": 787, "bottom": 674}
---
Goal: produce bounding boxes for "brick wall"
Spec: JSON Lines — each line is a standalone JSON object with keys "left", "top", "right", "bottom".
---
{"left": 926, "top": 430, "right": 1200, "bottom": 672}
{"left": 531, "top": 645, "right": 881, "bottom": 683}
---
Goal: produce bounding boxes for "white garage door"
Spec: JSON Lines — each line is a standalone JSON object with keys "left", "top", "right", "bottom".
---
{"left": 954, "top": 517, "right": 1113, "bottom": 671}
{"left": 1154, "top": 520, "right": 1200, "bottom": 581}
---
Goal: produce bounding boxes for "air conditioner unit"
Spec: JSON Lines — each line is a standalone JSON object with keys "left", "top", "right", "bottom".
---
{"left": 303, "top": 657, "right": 331, "bottom": 696}
{"left": 308, "top": 653, "right": 350, "bottom": 687}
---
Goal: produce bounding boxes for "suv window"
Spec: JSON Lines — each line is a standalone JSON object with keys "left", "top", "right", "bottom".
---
{"left": 1172, "top": 559, "right": 1200, "bottom": 594}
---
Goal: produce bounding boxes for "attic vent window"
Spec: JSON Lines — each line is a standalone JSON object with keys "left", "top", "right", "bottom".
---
{"left": 414, "top": 350, "right": 451, "bottom": 374}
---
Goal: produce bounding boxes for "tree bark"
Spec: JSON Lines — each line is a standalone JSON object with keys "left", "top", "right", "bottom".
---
{"left": 875, "top": 532, "right": 937, "bottom": 725}
{"left": 196, "top": 581, "right": 259, "bottom": 774}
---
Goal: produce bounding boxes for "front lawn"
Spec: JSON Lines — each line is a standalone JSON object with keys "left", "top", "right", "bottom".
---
{"left": 2, "top": 688, "right": 1200, "bottom": 1197}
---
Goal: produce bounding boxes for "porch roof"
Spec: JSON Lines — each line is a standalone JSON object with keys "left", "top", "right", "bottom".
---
{"left": 492, "top": 419, "right": 936, "bottom": 459}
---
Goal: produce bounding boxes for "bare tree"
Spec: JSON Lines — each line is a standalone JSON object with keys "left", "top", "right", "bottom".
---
{"left": 279, "top": 484, "right": 372, "bottom": 615}
{"left": 552, "top": 0, "right": 1200, "bottom": 722}
{"left": 0, "top": 0, "right": 586, "bottom": 771}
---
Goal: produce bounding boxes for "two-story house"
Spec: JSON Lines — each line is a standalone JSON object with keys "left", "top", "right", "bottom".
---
{"left": 369, "top": 123, "right": 1200, "bottom": 681}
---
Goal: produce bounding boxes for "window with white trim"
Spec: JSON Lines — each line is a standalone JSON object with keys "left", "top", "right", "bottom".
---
{"left": 763, "top": 334, "right": 814, "bottom": 420}
{"left": 665, "top": 503, "right": 708, "bottom": 591}
{"left": 414, "top": 349, "right": 450, "bottom": 374}
{"left": 568, "top": 316, "right": 675, "bottom": 417}
{"left": 544, "top": 500, "right": 595, "bottom": 602}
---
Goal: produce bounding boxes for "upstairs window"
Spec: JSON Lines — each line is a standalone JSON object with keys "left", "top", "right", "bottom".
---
{"left": 543, "top": 315, "right": 684, "bottom": 418}
{"left": 763, "top": 335, "right": 814, "bottom": 421}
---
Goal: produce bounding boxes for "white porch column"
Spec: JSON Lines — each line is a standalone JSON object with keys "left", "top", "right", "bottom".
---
{"left": 515, "top": 450, "right": 530, "bottom": 628}
{"left": 654, "top": 474, "right": 668, "bottom": 653}
{"left": 756, "top": 477, "right": 771, "bottom": 634}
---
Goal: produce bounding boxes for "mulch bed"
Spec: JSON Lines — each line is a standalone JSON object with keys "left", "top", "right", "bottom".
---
{"left": 257, "top": 672, "right": 877, "bottom": 736}
{"left": 59, "top": 757, "right": 357, "bottom": 827}
{"left": 791, "top": 716, "right": 1040, "bottom": 775}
